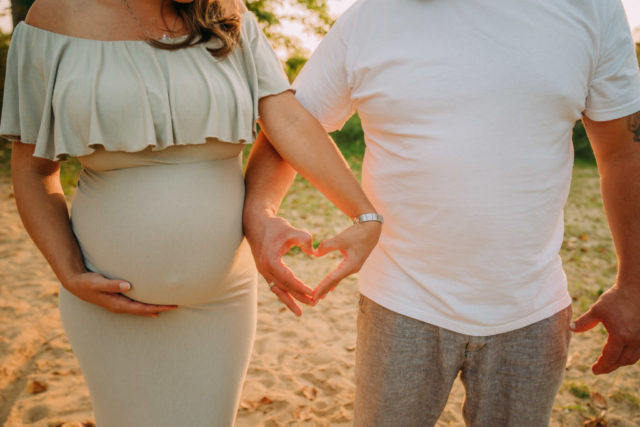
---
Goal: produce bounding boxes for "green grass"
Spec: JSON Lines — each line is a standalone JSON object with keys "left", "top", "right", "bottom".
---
{"left": 567, "top": 382, "right": 591, "bottom": 399}
{"left": 557, "top": 404, "right": 588, "bottom": 413}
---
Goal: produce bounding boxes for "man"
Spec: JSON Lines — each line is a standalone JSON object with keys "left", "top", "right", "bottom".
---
{"left": 243, "top": 0, "right": 640, "bottom": 425}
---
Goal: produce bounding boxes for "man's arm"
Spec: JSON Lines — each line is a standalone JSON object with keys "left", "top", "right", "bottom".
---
{"left": 571, "top": 111, "right": 640, "bottom": 374}
{"left": 244, "top": 92, "right": 380, "bottom": 315}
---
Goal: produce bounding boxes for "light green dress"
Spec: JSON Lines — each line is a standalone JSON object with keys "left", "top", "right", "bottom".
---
{"left": 0, "top": 12, "right": 291, "bottom": 427}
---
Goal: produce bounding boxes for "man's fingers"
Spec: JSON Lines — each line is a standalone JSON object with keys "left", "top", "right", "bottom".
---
{"left": 315, "top": 237, "right": 340, "bottom": 257}
{"left": 570, "top": 309, "right": 600, "bottom": 333}
{"left": 270, "top": 284, "right": 302, "bottom": 317}
{"left": 313, "top": 262, "right": 351, "bottom": 301}
{"left": 629, "top": 347, "right": 640, "bottom": 366}
{"left": 593, "top": 338, "right": 625, "bottom": 375}
{"left": 614, "top": 345, "right": 638, "bottom": 368}
{"left": 597, "top": 345, "right": 634, "bottom": 375}
{"left": 103, "top": 293, "right": 177, "bottom": 317}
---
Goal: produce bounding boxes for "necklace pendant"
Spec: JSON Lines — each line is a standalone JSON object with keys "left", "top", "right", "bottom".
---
{"left": 161, "top": 34, "right": 170, "bottom": 41}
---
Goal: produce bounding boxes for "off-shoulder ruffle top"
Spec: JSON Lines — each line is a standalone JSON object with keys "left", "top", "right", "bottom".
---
{"left": 0, "top": 11, "right": 292, "bottom": 161}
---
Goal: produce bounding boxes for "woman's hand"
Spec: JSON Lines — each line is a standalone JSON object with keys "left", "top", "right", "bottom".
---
{"left": 63, "top": 272, "right": 178, "bottom": 318}
{"left": 313, "top": 222, "right": 381, "bottom": 301}
{"left": 244, "top": 213, "right": 316, "bottom": 316}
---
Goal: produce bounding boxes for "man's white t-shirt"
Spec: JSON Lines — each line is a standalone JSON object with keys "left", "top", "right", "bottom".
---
{"left": 293, "top": 0, "right": 640, "bottom": 336}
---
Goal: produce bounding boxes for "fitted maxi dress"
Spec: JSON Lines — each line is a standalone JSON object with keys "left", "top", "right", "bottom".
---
{"left": 0, "top": 12, "right": 292, "bottom": 426}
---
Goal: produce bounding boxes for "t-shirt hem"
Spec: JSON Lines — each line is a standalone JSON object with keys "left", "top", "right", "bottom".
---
{"left": 583, "top": 97, "right": 640, "bottom": 122}
{"left": 360, "top": 287, "right": 573, "bottom": 337}
{"left": 319, "top": 122, "right": 343, "bottom": 133}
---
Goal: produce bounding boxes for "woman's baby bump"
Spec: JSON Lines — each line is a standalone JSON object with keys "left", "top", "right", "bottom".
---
{"left": 70, "top": 156, "right": 254, "bottom": 306}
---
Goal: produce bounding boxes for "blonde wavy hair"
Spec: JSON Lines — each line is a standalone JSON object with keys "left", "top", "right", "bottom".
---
{"left": 150, "top": 0, "right": 243, "bottom": 58}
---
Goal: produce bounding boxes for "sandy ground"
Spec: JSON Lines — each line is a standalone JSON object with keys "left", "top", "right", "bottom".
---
{"left": 1, "top": 166, "right": 640, "bottom": 426}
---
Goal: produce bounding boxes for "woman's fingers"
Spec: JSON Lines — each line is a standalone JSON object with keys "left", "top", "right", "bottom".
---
{"left": 268, "top": 257, "right": 314, "bottom": 297}
{"left": 262, "top": 269, "right": 314, "bottom": 306}
{"left": 269, "top": 281, "right": 302, "bottom": 317}
{"left": 100, "top": 293, "right": 178, "bottom": 317}
{"left": 287, "top": 289, "right": 316, "bottom": 306}
{"left": 289, "top": 229, "right": 315, "bottom": 256}
{"left": 87, "top": 274, "right": 132, "bottom": 293}
{"left": 72, "top": 273, "right": 178, "bottom": 317}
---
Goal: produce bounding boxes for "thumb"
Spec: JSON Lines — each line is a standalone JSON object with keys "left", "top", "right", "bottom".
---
{"left": 570, "top": 309, "right": 600, "bottom": 333}
{"left": 293, "top": 229, "right": 315, "bottom": 256}
{"left": 315, "top": 237, "right": 340, "bottom": 257}
{"left": 87, "top": 273, "right": 131, "bottom": 293}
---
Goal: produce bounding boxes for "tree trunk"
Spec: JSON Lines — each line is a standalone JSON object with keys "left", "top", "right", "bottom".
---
{"left": 10, "top": 0, "right": 35, "bottom": 29}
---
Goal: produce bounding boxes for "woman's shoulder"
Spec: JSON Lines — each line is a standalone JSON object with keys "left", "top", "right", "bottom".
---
{"left": 24, "top": 0, "right": 76, "bottom": 32}
{"left": 25, "top": 0, "right": 120, "bottom": 40}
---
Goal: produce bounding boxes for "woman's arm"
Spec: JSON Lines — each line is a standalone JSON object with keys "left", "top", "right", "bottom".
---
{"left": 247, "top": 91, "right": 381, "bottom": 303}
{"left": 244, "top": 133, "right": 317, "bottom": 316}
{"left": 11, "top": 142, "right": 177, "bottom": 317}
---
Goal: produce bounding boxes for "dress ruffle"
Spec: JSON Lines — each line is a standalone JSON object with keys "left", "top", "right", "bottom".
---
{"left": 0, "top": 12, "right": 291, "bottom": 161}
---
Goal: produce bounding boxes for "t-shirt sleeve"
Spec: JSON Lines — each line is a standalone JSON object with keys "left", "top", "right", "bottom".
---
{"left": 292, "top": 23, "right": 354, "bottom": 132}
{"left": 242, "top": 13, "right": 292, "bottom": 100}
{"left": 584, "top": 0, "right": 640, "bottom": 121}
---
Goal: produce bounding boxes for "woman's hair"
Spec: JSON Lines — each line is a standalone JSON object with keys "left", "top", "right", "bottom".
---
{"left": 150, "top": 0, "right": 242, "bottom": 58}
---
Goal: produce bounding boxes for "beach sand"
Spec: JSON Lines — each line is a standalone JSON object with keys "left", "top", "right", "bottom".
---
{"left": 1, "top": 170, "right": 640, "bottom": 426}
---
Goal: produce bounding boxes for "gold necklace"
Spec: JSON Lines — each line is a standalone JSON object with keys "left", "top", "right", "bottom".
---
{"left": 122, "top": 0, "right": 179, "bottom": 41}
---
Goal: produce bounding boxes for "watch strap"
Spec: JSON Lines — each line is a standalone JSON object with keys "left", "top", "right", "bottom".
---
{"left": 353, "top": 213, "right": 384, "bottom": 225}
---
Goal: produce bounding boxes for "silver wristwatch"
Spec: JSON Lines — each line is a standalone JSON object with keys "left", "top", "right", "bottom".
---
{"left": 352, "top": 213, "right": 384, "bottom": 225}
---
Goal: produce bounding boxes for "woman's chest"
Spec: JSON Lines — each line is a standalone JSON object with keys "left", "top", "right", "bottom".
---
{"left": 51, "top": 44, "right": 254, "bottom": 143}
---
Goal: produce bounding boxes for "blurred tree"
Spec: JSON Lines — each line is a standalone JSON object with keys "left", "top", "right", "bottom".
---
{"left": 330, "top": 113, "right": 366, "bottom": 159}
{"left": 10, "top": 0, "right": 34, "bottom": 27}
{"left": 284, "top": 54, "right": 307, "bottom": 82}
{"left": 247, "top": 0, "right": 333, "bottom": 54}
{"left": 572, "top": 120, "right": 595, "bottom": 162}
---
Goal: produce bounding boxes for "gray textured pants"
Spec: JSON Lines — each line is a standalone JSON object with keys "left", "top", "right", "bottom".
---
{"left": 354, "top": 295, "right": 572, "bottom": 427}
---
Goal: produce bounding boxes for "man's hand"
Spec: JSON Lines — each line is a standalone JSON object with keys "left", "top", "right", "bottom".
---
{"left": 244, "top": 214, "right": 315, "bottom": 316}
{"left": 570, "top": 283, "right": 640, "bottom": 374}
{"left": 313, "top": 222, "right": 381, "bottom": 301}
{"left": 575, "top": 113, "right": 640, "bottom": 375}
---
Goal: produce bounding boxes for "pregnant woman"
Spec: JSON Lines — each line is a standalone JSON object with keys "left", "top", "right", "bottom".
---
{"left": 2, "top": 0, "right": 381, "bottom": 425}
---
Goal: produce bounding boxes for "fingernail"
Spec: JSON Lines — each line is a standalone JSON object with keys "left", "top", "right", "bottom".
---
{"left": 569, "top": 322, "right": 576, "bottom": 330}
{"left": 119, "top": 282, "right": 131, "bottom": 291}
{"left": 171, "top": 306, "right": 179, "bottom": 310}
